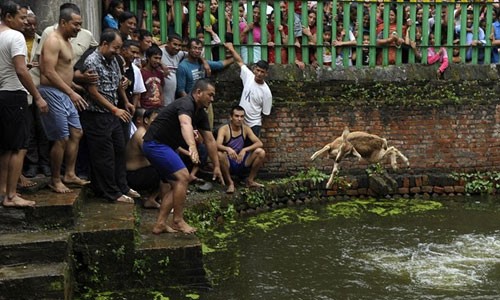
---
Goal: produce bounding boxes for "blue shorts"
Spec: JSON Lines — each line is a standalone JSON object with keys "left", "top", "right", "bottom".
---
{"left": 229, "top": 152, "right": 250, "bottom": 175}
{"left": 39, "top": 85, "right": 81, "bottom": 141}
{"left": 142, "top": 140, "right": 186, "bottom": 181}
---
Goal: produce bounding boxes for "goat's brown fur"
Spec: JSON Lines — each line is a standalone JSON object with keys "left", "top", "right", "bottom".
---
{"left": 310, "top": 128, "right": 410, "bottom": 188}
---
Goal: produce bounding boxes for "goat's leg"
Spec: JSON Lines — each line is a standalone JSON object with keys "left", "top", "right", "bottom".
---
{"left": 326, "top": 162, "right": 340, "bottom": 189}
{"left": 393, "top": 147, "right": 410, "bottom": 168}
{"left": 384, "top": 147, "right": 410, "bottom": 170}
{"left": 311, "top": 145, "right": 331, "bottom": 161}
{"left": 351, "top": 147, "right": 363, "bottom": 161}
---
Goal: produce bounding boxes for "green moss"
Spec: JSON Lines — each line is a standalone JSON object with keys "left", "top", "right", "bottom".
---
{"left": 326, "top": 198, "right": 443, "bottom": 218}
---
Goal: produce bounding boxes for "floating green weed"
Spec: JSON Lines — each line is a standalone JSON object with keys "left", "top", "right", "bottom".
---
{"left": 326, "top": 198, "right": 443, "bottom": 218}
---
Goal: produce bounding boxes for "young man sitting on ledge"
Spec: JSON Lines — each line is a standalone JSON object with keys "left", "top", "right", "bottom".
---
{"left": 216, "top": 105, "right": 266, "bottom": 194}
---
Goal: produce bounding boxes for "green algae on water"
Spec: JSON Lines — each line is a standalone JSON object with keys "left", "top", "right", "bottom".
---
{"left": 246, "top": 207, "right": 321, "bottom": 232}
{"left": 326, "top": 198, "right": 443, "bottom": 218}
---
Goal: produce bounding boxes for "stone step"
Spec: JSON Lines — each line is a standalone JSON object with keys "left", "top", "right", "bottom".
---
{"left": 0, "top": 230, "right": 70, "bottom": 266}
{"left": 133, "top": 209, "right": 209, "bottom": 290}
{"left": 0, "top": 187, "right": 82, "bottom": 233}
{"left": 71, "top": 198, "right": 137, "bottom": 291}
{"left": 0, "top": 262, "right": 71, "bottom": 300}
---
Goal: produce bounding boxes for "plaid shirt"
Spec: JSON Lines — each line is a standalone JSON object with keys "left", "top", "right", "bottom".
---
{"left": 83, "top": 49, "right": 121, "bottom": 113}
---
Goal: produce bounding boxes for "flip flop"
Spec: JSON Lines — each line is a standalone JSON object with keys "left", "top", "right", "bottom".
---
{"left": 197, "top": 181, "right": 213, "bottom": 192}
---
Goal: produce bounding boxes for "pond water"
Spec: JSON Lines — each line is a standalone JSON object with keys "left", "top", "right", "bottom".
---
{"left": 200, "top": 196, "right": 500, "bottom": 300}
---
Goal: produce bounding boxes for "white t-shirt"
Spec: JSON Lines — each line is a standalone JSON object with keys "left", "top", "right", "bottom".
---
{"left": 130, "top": 63, "right": 146, "bottom": 94}
{"left": 0, "top": 29, "right": 27, "bottom": 92}
{"left": 161, "top": 47, "right": 187, "bottom": 106}
{"left": 238, "top": 65, "right": 272, "bottom": 127}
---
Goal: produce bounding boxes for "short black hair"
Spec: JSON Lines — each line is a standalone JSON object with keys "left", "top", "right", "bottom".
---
{"left": 168, "top": 33, "right": 182, "bottom": 43}
{"left": 255, "top": 60, "right": 269, "bottom": 71}
{"left": 122, "top": 39, "right": 140, "bottom": 49}
{"left": 187, "top": 38, "right": 203, "bottom": 49}
{"left": 60, "top": 4, "right": 80, "bottom": 22}
{"left": 231, "top": 105, "right": 245, "bottom": 116}
{"left": 99, "top": 28, "right": 120, "bottom": 45}
{"left": 192, "top": 78, "right": 214, "bottom": 93}
{"left": 119, "top": 11, "right": 136, "bottom": 24}
{"left": 1, "top": 1, "right": 20, "bottom": 21}
{"left": 60, "top": 3, "right": 80, "bottom": 14}
{"left": 143, "top": 108, "right": 159, "bottom": 122}
{"left": 108, "top": 0, "right": 124, "bottom": 14}
{"left": 137, "top": 29, "right": 152, "bottom": 41}
{"left": 145, "top": 44, "right": 162, "bottom": 58}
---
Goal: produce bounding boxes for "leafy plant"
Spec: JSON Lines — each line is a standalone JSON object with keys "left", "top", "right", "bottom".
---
{"left": 451, "top": 171, "right": 500, "bottom": 194}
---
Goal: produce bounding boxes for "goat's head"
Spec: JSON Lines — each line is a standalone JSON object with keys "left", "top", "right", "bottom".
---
{"left": 335, "top": 128, "right": 353, "bottom": 162}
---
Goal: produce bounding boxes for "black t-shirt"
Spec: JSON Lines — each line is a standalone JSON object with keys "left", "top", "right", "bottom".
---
{"left": 143, "top": 95, "right": 210, "bottom": 149}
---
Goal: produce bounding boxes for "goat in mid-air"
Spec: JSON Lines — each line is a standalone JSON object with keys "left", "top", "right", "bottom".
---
{"left": 310, "top": 128, "right": 410, "bottom": 188}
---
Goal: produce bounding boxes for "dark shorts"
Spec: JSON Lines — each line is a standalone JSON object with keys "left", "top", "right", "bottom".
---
{"left": 39, "top": 85, "right": 81, "bottom": 141}
{"left": 229, "top": 152, "right": 251, "bottom": 175}
{"left": 142, "top": 140, "right": 186, "bottom": 181}
{"left": 126, "top": 165, "right": 160, "bottom": 191}
{"left": 0, "top": 91, "right": 29, "bottom": 151}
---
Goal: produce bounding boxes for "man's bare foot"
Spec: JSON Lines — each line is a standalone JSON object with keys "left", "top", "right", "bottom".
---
{"left": 143, "top": 198, "right": 160, "bottom": 209}
{"left": 189, "top": 175, "right": 205, "bottom": 184}
{"left": 172, "top": 220, "right": 197, "bottom": 234}
{"left": 226, "top": 184, "right": 235, "bottom": 194}
{"left": 2, "top": 194, "right": 35, "bottom": 208}
{"left": 62, "top": 175, "right": 90, "bottom": 187}
{"left": 116, "top": 195, "right": 134, "bottom": 204}
{"left": 18, "top": 175, "right": 37, "bottom": 188}
{"left": 126, "top": 188, "right": 141, "bottom": 198}
{"left": 152, "top": 223, "right": 178, "bottom": 234}
{"left": 246, "top": 181, "right": 264, "bottom": 188}
{"left": 49, "top": 182, "right": 72, "bottom": 193}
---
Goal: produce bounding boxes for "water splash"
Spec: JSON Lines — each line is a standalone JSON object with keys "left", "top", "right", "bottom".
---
{"left": 364, "top": 232, "right": 500, "bottom": 290}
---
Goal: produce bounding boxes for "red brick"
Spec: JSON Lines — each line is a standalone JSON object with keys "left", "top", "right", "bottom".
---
{"left": 415, "top": 176, "right": 422, "bottom": 187}
{"left": 444, "top": 186, "right": 455, "bottom": 193}
{"left": 403, "top": 177, "right": 410, "bottom": 188}
{"left": 410, "top": 187, "right": 421, "bottom": 193}
{"left": 346, "top": 189, "right": 359, "bottom": 196}
{"left": 421, "top": 186, "right": 433, "bottom": 193}
{"left": 398, "top": 187, "right": 409, "bottom": 194}
{"left": 433, "top": 186, "right": 445, "bottom": 194}
{"left": 326, "top": 190, "right": 337, "bottom": 196}
{"left": 454, "top": 186, "right": 465, "bottom": 193}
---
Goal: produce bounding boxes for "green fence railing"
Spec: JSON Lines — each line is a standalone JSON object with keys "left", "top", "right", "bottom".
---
{"left": 129, "top": 0, "right": 497, "bottom": 67}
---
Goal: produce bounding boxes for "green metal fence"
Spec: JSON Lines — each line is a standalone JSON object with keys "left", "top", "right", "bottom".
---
{"left": 129, "top": 0, "right": 497, "bottom": 67}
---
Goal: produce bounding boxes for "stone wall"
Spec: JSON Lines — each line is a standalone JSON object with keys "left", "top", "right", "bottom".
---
{"left": 213, "top": 64, "right": 500, "bottom": 175}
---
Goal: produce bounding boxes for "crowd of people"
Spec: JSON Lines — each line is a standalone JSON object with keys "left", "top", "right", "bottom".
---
{"left": 113, "top": 0, "right": 500, "bottom": 73}
{"left": 0, "top": 0, "right": 272, "bottom": 235}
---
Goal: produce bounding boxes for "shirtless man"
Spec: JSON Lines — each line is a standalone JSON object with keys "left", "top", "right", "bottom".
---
{"left": 126, "top": 109, "right": 169, "bottom": 208}
{"left": 39, "top": 4, "right": 89, "bottom": 193}
{"left": 217, "top": 105, "right": 266, "bottom": 194}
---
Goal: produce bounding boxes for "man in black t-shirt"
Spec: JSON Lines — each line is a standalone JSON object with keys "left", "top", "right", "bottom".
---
{"left": 142, "top": 78, "right": 224, "bottom": 234}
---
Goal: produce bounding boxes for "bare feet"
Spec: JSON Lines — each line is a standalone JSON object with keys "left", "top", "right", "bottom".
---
{"left": 49, "top": 181, "right": 72, "bottom": 193}
{"left": 116, "top": 195, "right": 134, "bottom": 204}
{"left": 2, "top": 194, "right": 35, "bottom": 208}
{"left": 18, "top": 175, "right": 37, "bottom": 188}
{"left": 143, "top": 197, "right": 160, "bottom": 209}
{"left": 62, "top": 176, "right": 90, "bottom": 187}
{"left": 126, "top": 189, "right": 141, "bottom": 198}
{"left": 152, "top": 223, "right": 178, "bottom": 234}
{"left": 246, "top": 181, "right": 264, "bottom": 188}
{"left": 226, "top": 184, "right": 235, "bottom": 194}
{"left": 171, "top": 219, "right": 197, "bottom": 234}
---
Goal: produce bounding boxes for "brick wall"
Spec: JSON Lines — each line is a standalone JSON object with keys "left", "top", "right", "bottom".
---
{"left": 213, "top": 64, "right": 500, "bottom": 176}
